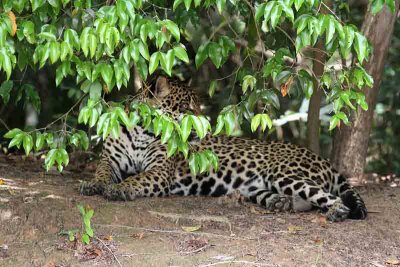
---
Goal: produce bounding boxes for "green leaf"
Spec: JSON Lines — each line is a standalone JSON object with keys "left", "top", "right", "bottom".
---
{"left": 183, "top": 0, "right": 192, "bottom": 10}
{"left": 173, "top": 0, "right": 183, "bottom": 10}
{"left": 294, "top": 0, "right": 305, "bottom": 11}
{"left": 160, "top": 50, "right": 175, "bottom": 76}
{"left": 344, "top": 27, "right": 355, "bottom": 47}
{"left": 110, "top": 114, "right": 120, "bottom": 139}
{"left": 45, "top": 148, "right": 57, "bottom": 171}
{"left": 138, "top": 41, "right": 150, "bottom": 60}
{"left": 329, "top": 116, "right": 339, "bottom": 131}
{"left": 149, "top": 52, "right": 161, "bottom": 74}
{"left": 80, "top": 27, "right": 91, "bottom": 57}
{"left": 88, "top": 81, "right": 102, "bottom": 101}
{"left": 174, "top": 46, "right": 189, "bottom": 63}
{"left": 167, "top": 135, "right": 178, "bottom": 158}
{"left": 78, "top": 130, "right": 90, "bottom": 150}
{"left": 82, "top": 234, "right": 90, "bottom": 245}
{"left": 129, "top": 112, "right": 140, "bottom": 128}
{"left": 116, "top": 107, "right": 131, "bottom": 128}
{"left": 22, "top": 21, "right": 36, "bottom": 44}
{"left": 386, "top": 0, "right": 396, "bottom": 13}
{"left": 1, "top": 52, "right": 12, "bottom": 80}
{"left": 49, "top": 42, "right": 60, "bottom": 64}
{"left": 188, "top": 153, "right": 199, "bottom": 175}
{"left": 100, "top": 64, "right": 114, "bottom": 90}
{"left": 31, "top": 0, "right": 46, "bottom": 11}
{"left": 96, "top": 113, "right": 109, "bottom": 136}
{"left": 195, "top": 43, "right": 209, "bottom": 68}
{"left": 58, "top": 148, "right": 69, "bottom": 166}
{"left": 180, "top": 115, "right": 192, "bottom": 142}
{"left": 97, "top": 21, "right": 109, "bottom": 44}
{"left": 191, "top": 115, "right": 205, "bottom": 139}
{"left": 89, "top": 108, "right": 99, "bottom": 128}
{"left": 251, "top": 114, "right": 261, "bottom": 132}
{"left": 198, "top": 152, "right": 210, "bottom": 173}
{"left": 213, "top": 114, "right": 224, "bottom": 135}
{"left": 64, "top": 29, "right": 80, "bottom": 50}
{"left": 295, "top": 15, "right": 309, "bottom": 34}
{"left": 78, "top": 107, "right": 90, "bottom": 124}
{"left": 155, "top": 31, "right": 166, "bottom": 50}
{"left": 324, "top": 15, "right": 335, "bottom": 44}
{"left": 77, "top": 204, "right": 85, "bottom": 216}
{"left": 208, "top": 80, "right": 217, "bottom": 97}
{"left": 264, "top": 1, "right": 275, "bottom": 22}
{"left": 255, "top": 3, "right": 267, "bottom": 22}
{"left": 260, "top": 114, "right": 273, "bottom": 131}
{"left": 280, "top": 2, "right": 294, "bottom": 23}
{"left": 354, "top": 32, "right": 368, "bottom": 63}
{"left": 35, "top": 132, "right": 45, "bottom": 151}
{"left": 340, "top": 91, "right": 356, "bottom": 110}
{"left": 0, "top": 80, "right": 13, "bottom": 104}
{"left": 371, "top": 0, "right": 385, "bottom": 14}
{"left": 153, "top": 116, "right": 163, "bottom": 136}
{"left": 140, "top": 23, "right": 148, "bottom": 44}
{"left": 4, "top": 128, "right": 22, "bottom": 139}
{"left": 165, "top": 20, "right": 180, "bottom": 42}
{"left": 85, "top": 227, "right": 94, "bottom": 238}
{"left": 178, "top": 139, "right": 189, "bottom": 158}
{"left": 224, "top": 112, "right": 236, "bottom": 136}
{"left": 161, "top": 120, "right": 174, "bottom": 144}
{"left": 270, "top": 4, "right": 282, "bottom": 29}
{"left": 216, "top": 0, "right": 226, "bottom": 14}
{"left": 85, "top": 208, "right": 94, "bottom": 220}
{"left": 89, "top": 34, "right": 98, "bottom": 59}
{"left": 136, "top": 56, "right": 148, "bottom": 79}
{"left": 336, "top": 111, "right": 349, "bottom": 125}
{"left": 204, "top": 150, "right": 218, "bottom": 170}
{"left": 242, "top": 75, "right": 257, "bottom": 94}
{"left": 60, "top": 42, "right": 71, "bottom": 61}
{"left": 208, "top": 43, "right": 223, "bottom": 68}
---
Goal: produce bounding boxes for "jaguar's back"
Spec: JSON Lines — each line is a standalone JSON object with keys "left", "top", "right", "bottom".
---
{"left": 80, "top": 76, "right": 367, "bottom": 222}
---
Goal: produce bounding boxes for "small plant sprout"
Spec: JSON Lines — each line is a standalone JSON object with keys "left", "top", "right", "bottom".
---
{"left": 77, "top": 204, "right": 95, "bottom": 245}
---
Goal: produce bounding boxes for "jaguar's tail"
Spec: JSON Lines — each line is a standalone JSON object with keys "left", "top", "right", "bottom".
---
{"left": 335, "top": 174, "right": 368, "bottom": 220}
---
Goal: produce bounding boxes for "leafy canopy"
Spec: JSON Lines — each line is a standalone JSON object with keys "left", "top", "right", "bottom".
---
{"left": 0, "top": 0, "right": 392, "bottom": 172}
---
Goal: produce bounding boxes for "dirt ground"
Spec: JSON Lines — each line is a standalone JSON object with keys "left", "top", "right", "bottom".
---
{"left": 0, "top": 154, "right": 399, "bottom": 267}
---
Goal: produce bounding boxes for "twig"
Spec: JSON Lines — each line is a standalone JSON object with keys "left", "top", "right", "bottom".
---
{"left": 0, "top": 118, "right": 10, "bottom": 131}
{"left": 199, "top": 260, "right": 275, "bottom": 267}
{"left": 180, "top": 244, "right": 210, "bottom": 254}
{"left": 366, "top": 210, "right": 381, "bottom": 213}
{"left": 95, "top": 223, "right": 256, "bottom": 241}
{"left": 94, "top": 236, "right": 123, "bottom": 267}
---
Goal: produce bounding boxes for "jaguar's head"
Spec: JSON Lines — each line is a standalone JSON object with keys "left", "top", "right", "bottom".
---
{"left": 146, "top": 76, "right": 202, "bottom": 120}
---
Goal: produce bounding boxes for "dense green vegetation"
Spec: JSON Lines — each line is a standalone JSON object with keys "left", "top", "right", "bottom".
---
{"left": 0, "top": 0, "right": 397, "bottom": 175}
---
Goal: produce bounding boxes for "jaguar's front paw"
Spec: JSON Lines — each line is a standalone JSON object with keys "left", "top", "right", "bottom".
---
{"left": 326, "top": 201, "right": 350, "bottom": 222}
{"left": 80, "top": 180, "right": 106, "bottom": 196}
{"left": 267, "top": 195, "right": 293, "bottom": 212}
{"left": 103, "top": 184, "right": 137, "bottom": 201}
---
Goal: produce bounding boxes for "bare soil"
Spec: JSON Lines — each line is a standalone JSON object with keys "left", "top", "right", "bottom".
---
{"left": 0, "top": 154, "right": 399, "bottom": 267}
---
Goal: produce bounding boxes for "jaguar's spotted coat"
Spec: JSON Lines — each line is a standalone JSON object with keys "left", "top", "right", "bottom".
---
{"left": 80, "top": 77, "right": 367, "bottom": 222}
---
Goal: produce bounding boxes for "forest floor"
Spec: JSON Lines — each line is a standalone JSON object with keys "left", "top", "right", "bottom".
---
{"left": 0, "top": 153, "right": 399, "bottom": 267}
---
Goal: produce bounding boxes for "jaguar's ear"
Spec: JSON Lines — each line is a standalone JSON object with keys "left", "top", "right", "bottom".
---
{"left": 155, "top": 76, "right": 171, "bottom": 97}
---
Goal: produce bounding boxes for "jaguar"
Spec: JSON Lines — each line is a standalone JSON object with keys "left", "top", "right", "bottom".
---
{"left": 80, "top": 76, "right": 367, "bottom": 222}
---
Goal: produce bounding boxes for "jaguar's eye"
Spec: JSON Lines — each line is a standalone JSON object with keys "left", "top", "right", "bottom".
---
{"left": 182, "top": 103, "right": 188, "bottom": 109}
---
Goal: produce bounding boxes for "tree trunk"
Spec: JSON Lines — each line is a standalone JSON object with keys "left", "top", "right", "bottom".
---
{"left": 306, "top": 1, "right": 331, "bottom": 154}
{"left": 306, "top": 40, "right": 327, "bottom": 154}
{"left": 330, "top": 2, "right": 399, "bottom": 178}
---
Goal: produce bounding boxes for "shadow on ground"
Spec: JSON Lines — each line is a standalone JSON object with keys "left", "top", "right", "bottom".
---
{"left": 0, "top": 155, "right": 399, "bottom": 267}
